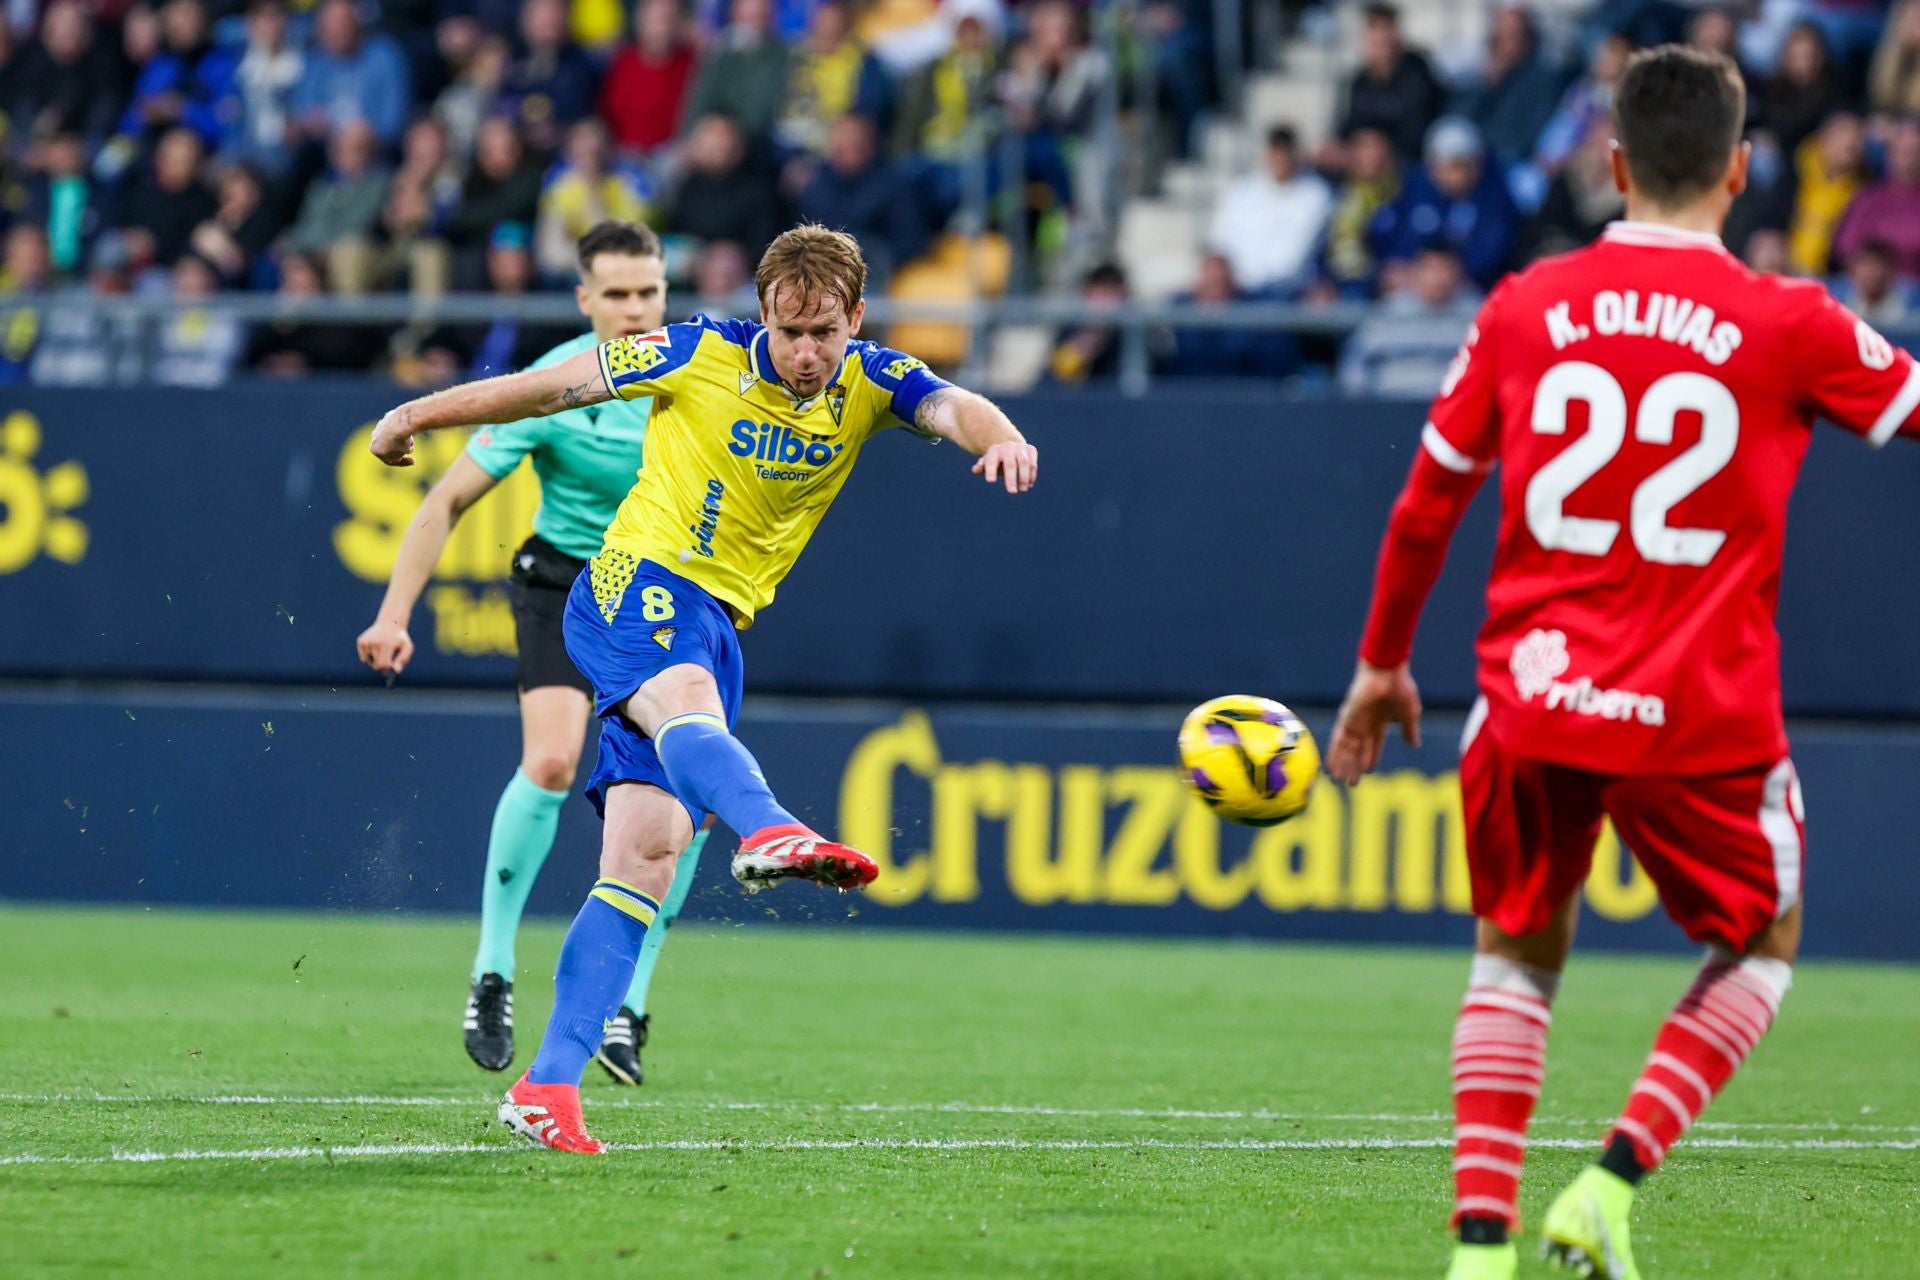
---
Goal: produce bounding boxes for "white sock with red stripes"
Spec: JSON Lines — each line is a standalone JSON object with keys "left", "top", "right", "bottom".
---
{"left": 1452, "top": 952, "right": 1559, "bottom": 1242}
{"left": 1601, "top": 951, "right": 1792, "bottom": 1181}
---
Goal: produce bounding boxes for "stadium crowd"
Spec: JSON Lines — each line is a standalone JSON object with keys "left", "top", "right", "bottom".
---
{"left": 0, "top": 0, "right": 1915, "bottom": 390}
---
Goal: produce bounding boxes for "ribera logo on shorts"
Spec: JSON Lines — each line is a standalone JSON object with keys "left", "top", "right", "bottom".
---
{"left": 728, "top": 420, "right": 844, "bottom": 481}
{"left": 1510, "top": 628, "right": 1667, "bottom": 726}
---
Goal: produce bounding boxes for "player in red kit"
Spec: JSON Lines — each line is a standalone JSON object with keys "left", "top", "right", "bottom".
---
{"left": 1327, "top": 48, "right": 1920, "bottom": 1280}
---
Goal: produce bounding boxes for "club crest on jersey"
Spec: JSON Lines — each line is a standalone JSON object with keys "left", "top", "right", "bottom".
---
{"left": 651, "top": 626, "right": 676, "bottom": 651}
{"left": 1511, "top": 628, "right": 1666, "bottom": 726}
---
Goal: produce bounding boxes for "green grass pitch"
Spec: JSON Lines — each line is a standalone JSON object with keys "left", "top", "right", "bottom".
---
{"left": 0, "top": 904, "right": 1914, "bottom": 1279}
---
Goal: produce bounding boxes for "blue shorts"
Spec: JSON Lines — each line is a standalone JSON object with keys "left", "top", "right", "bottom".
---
{"left": 562, "top": 554, "right": 745, "bottom": 827}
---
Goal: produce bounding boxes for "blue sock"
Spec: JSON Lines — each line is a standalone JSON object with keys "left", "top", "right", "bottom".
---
{"left": 623, "top": 827, "right": 708, "bottom": 1015}
{"left": 654, "top": 713, "right": 799, "bottom": 837}
{"left": 525, "top": 878, "right": 659, "bottom": 1086}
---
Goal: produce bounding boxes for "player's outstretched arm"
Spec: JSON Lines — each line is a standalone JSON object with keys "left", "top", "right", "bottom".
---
{"left": 356, "top": 455, "right": 501, "bottom": 675}
{"left": 368, "top": 350, "right": 611, "bottom": 467}
{"left": 916, "top": 386, "right": 1039, "bottom": 494}
{"left": 1325, "top": 446, "right": 1485, "bottom": 785}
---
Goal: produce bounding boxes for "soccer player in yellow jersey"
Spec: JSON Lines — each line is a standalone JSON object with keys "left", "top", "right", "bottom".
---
{"left": 368, "top": 225, "right": 1038, "bottom": 1152}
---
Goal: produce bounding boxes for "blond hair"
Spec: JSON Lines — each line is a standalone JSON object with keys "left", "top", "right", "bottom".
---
{"left": 755, "top": 224, "right": 868, "bottom": 316}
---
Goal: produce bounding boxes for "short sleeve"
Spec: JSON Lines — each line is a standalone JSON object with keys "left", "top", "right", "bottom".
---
{"left": 1421, "top": 286, "right": 1507, "bottom": 474}
{"left": 857, "top": 343, "right": 953, "bottom": 438}
{"left": 464, "top": 417, "right": 543, "bottom": 479}
{"left": 597, "top": 320, "right": 708, "bottom": 403}
{"left": 1793, "top": 287, "right": 1920, "bottom": 447}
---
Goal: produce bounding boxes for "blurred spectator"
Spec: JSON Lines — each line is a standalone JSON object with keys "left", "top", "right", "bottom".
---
{"left": 290, "top": 0, "right": 413, "bottom": 145}
{"left": 1340, "top": 244, "right": 1481, "bottom": 395}
{"left": 1454, "top": 6, "right": 1565, "bottom": 168}
{"left": 433, "top": 33, "right": 509, "bottom": 163}
{"left": 1368, "top": 117, "right": 1518, "bottom": 290}
{"left": 691, "top": 237, "right": 758, "bottom": 311}
{"left": 682, "top": 0, "right": 791, "bottom": 144}
{"left": 1145, "top": 0, "right": 1212, "bottom": 160}
{"left": 536, "top": 119, "right": 655, "bottom": 282}
{"left": 376, "top": 117, "right": 461, "bottom": 295}
{"left": 1760, "top": 22, "right": 1843, "bottom": 159}
{"left": 284, "top": 121, "right": 392, "bottom": 287}
{"left": 245, "top": 250, "right": 387, "bottom": 375}
{"left": 598, "top": 0, "right": 699, "bottom": 154}
{"left": 1520, "top": 31, "right": 1628, "bottom": 207}
{"left": 1206, "top": 125, "right": 1330, "bottom": 295}
{"left": 0, "top": 222, "right": 51, "bottom": 293}
{"left": 1687, "top": 7, "right": 1760, "bottom": 128}
{"left": 1322, "top": 126, "right": 1401, "bottom": 295}
{"left": 998, "top": 0, "right": 1110, "bottom": 211}
{"left": 504, "top": 0, "right": 600, "bottom": 152}
{"left": 1160, "top": 253, "right": 1298, "bottom": 380}
{"left": 188, "top": 163, "right": 276, "bottom": 287}
{"left": 893, "top": 11, "right": 1000, "bottom": 227}
{"left": 0, "top": 227, "right": 49, "bottom": 381}
{"left": 1787, "top": 111, "right": 1866, "bottom": 276}
{"left": 1871, "top": 0, "right": 1920, "bottom": 117}
{"left": 17, "top": 133, "right": 94, "bottom": 277}
{"left": 232, "top": 0, "right": 305, "bottom": 167}
{"left": 1528, "top": 118, "right": 1623, "bottom": 258}
{"left": 1833, "top": 119, "right": 1920, "bottom": 280}
{"left": 445, "top": 117, "right": 544, "bottom": 288}
{"left": 1048, "top": 261, "right": 1130, "bottom": 384}
{"left": 115, "top": 0, "right": 240, "bottom": 150}
{"left": 152, "top": 253, "right": 243, "bottom": 387}
{"left": 665, "top": 113, "right": 783, "bottom": 261}
{"left": 1000, "top": 1, "right": 1109, "bottom": 140}
{"left": 6, "top": 1, "right": 126, "bottom": 145}
{"left": 1338, "top": 3, "right": 1446, "bottom": 162}
{"left": 894, "top": 11, "right": 998, "bottom": 161}
{"left": 1834, "top": 239, "right": 1918, "bottom": 325}
{"left": 1745, "top": 227, "right": 1790, "bottom": 273}
{"left": 418, "top": 224, "right": 572, "bottom": 379}
{"left": 794, "top": 114, "right": 926, "bottom": 280}
{"left": 777, "top": 1, "right": 892, "bottom": 156}
{"left": 109, "top": 126, "right": 218, "bottom": 271}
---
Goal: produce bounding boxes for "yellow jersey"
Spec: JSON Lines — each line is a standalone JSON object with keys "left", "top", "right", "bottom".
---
{"left": 592, "top": 316, "right": 949, "bottom": 626}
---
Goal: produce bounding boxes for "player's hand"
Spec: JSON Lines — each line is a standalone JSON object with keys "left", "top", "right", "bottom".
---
{"left": 973, "top": 441, "right": 1038, "bottom": 494}
{"left": 356, "top": 618, "right": 414, "bottom": 675}
{"left": 1326, "top": 660, "right": 1423, "bottom": 786}
{"left": 369, "top": 408, "right": 417, "bottom": 467}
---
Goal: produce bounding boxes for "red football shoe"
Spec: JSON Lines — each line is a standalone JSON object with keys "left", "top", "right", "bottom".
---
{"left": 732, "top": 823, "right": 879, "bottom": 893}
{"left": 497, "top": 1074, "right": 604, "bottom": 1153}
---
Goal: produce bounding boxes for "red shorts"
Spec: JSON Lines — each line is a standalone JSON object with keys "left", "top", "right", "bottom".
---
{"left": 1460, "top": 706, "right": 1805, "bottom": 951}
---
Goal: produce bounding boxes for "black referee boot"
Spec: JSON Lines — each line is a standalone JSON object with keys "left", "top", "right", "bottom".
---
{"left": 595, "top": 1007, "right": 649, "bottom": 1086}
{"left": 463, "top": 973, "right": 514, "bottom": 1072}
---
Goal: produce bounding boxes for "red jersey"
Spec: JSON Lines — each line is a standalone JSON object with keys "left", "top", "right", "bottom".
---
{"left": 1362, "top": 222, "right": 1920, "bottom": 775}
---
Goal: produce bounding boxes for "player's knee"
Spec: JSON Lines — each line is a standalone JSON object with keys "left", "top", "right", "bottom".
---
{"left": 599, "top": 838, "right": 682, "bottom": 885}
{"left": 521, "top": 750, "right": 578, "bottom": 792}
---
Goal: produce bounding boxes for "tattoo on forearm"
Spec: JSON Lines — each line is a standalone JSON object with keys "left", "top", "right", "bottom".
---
{"left": 560, "top": 379, "right": 597, "bottom": 409}
{"left": 915, "top": 387, "right": 958, "bottom": 431}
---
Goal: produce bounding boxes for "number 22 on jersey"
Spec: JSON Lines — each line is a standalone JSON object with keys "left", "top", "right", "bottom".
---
{"left": 1525, "top": 361, "right": 1738, "bottom": 567}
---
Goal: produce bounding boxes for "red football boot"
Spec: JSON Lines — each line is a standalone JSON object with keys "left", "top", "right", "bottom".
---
{"left": 498, "top": 1074, "right": 604, "bottom": 1153}
{"left": 732, "top": 823, "right": 880, "bottom": 893}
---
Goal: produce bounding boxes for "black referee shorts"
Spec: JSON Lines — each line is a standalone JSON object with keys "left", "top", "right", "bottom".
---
{"left": 508, "top": 533, "right": 593, "bottom": 695}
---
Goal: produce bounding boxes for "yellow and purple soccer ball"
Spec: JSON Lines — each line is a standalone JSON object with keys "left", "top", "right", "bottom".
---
{"left": 1178, "top": 695, "right": 1321, "bottom": 827}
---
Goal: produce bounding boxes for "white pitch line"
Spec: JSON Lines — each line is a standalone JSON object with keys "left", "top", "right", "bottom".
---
{"left": 0, "top": 1092, "right": 1913, "bottom": 1134}
{"left": 2, "top": 1134, "right": 1917, "bottom": 1169}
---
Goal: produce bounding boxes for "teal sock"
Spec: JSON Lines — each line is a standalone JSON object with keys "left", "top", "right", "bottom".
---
{"left": 472, "top": 768, "right": 568, "bottom": 981}
{"left": 623, "top": 827, "right": 709, "bottom": 1015}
